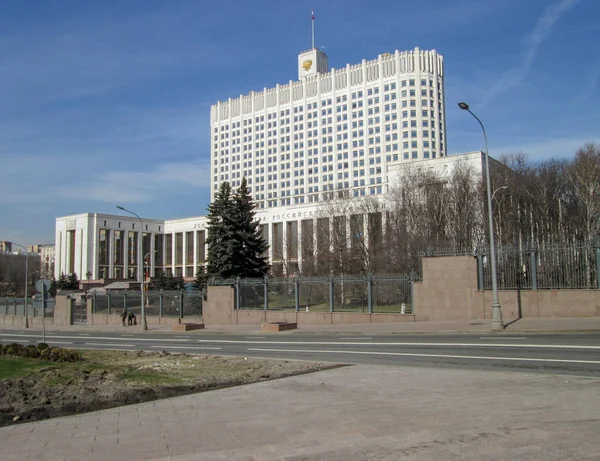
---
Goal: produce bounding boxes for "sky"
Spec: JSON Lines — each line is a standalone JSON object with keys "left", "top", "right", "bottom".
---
{"left": 1, "top": 0, "right": 599, "bottom": 247}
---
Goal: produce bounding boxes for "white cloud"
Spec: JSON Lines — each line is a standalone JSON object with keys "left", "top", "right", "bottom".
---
{"left": 479, "top": 0, "right": 580, "bottom": 107}
{"left": 54, "top": 160, "right": 211, "bottom": 204}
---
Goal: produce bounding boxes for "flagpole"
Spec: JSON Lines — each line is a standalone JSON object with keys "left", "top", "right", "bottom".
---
{"left": 311, "top": 10, "right": 315, "bottom": 49}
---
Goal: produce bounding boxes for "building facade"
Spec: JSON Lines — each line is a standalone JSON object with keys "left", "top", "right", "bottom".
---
{"left": 211, "top": 47, "right": 446, "bottom": 208}
{"left": 55, "top": 152, "right": 492, "bottom": 281}
{"left": 54, "top": 44, "right": 504, "bottom": 281}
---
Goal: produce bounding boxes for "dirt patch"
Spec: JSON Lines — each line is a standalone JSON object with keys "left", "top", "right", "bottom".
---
{"left": 0, "top": 350, "right": 339, "bottom": 427}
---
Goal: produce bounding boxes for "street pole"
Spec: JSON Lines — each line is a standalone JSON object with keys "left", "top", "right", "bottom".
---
{"left": 142, "top": 250, "right": 158, "bottom": 331}
{"left": 116, "top": 206, "right": 146, "bottom": 330}
{"left": 458, "top": 102, "right": 504, "bottom": 331}
{"left": 25, "top": 252, "right": 29, "bottom": 329}
{"left": 14, "top": 243, "right": 30, "bottom": 329}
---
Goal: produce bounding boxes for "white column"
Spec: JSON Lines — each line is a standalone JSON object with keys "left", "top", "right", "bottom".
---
{"left": 171, "top": 232, "right": 176, "bottom": 276}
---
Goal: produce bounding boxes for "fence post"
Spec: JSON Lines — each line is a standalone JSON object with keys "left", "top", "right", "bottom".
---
{"left": 530, "top": 251, "right": 537, "bottom": 291}
{"left": 294, "top": 277, "right": 300, "bottom": 312}
{"left": 264, "top": 276, "right": 269, "bottom": 311}
{"left": 329, "top": 277, "right": 334, "bottom": 313}
{"left": 477, "top": 255, "right": 484, "bottom": 290}
{"left": 596, "top": 247, "right": 600, "bottom": 290}
{"left": 123, "top": 290, "right": 128, "bottom": 311}
{"left": 179, "top": 289, "right": 184, "bottom": 320}
{"left": 159, "top": 289, "right": 163, "bottom": 317}
{"left": 367, "top": 275, "right": 373, "bottom": 314}
{"left": 235, "top": 277, "right": 241, "bottom": 310}
{"left": 409, "top": 280, "right": 415, "bottom": 314}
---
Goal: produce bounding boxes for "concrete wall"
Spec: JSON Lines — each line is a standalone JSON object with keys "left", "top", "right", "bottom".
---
{"left": 415, "top": 256, "right": 600, "bottom": 321}
{"left": 84, "top": 312, "right": 203, "bottom": 326}
{"left": 54, "top": 295, "right": 74, "bottom": 325}
{"left": 413, "top": 256, "right": 479, "bottom": 322}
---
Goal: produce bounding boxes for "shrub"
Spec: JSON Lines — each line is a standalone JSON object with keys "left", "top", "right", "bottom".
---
{"left": 0, "top": 343, "right": 81, "bottom": 362}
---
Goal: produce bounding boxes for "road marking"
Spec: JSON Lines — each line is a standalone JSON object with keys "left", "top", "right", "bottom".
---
{"left": 479, "top": 337, "right": 527, "bottom": 340}
{"left": 246, "top": 348, "right": 600, "bottom": 365}
{"left": 85, "top": 343, "right": 135, "bottom": 347}
{"left": 0, "top": 334, "right": 191, "bottom": 343}
{"left": 78, "top": 333, "right": 91, "bottom": 336}
{"left": 149, "top": 345, "right": 222, "bottom": 350}
{"left": 0, "top": 334, "right": 599, "bottom": 350}
{"left": 43, "top": 341, "right": 73, "bottom": 345}
{"left": 340, "top": 337, "right": 373, "bottom": 340}
{"left": 192, "top": 339, "right": 600, "bottom": 350}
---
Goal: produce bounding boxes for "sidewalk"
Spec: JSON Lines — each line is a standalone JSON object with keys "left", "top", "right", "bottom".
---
{"left": 2, "top": 316, "right": 600, "bottom": 335}
{"left": 1, "top": 364, "right": 599, "bottom": 460}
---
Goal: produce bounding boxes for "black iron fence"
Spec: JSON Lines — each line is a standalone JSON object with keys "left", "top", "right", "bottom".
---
{"left": 209, "top": 275, "right": 415, "bottom": 314}
{"left": 90, "top": 289, "right": 203, "bottom": 318}
{"left": 419, "top": 242, "right": 600, "bottom": 290}
{"left": 0, "top": 298, "right": 55, "bottom": 318}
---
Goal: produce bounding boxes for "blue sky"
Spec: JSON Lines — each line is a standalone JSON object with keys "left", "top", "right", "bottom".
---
{"left": 1, "top": 0, "right": 599, "bottom": 247}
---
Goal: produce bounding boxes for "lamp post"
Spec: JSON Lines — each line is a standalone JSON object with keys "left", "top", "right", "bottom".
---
{"left": 116, "top": 206, "right": 144, "bottom": 283}
{"left": 13, "top": 243, "right": 30, "bottom": 329}
{"left": 140, "top": 250, "right": 158, "bottom": 331}
{"left": 458, "top": 102, "right": 504, "bottom": 331}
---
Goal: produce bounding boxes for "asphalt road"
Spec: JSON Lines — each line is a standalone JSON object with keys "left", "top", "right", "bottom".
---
{"left": 2, "top": 330, "right": 600, "bottom": 377}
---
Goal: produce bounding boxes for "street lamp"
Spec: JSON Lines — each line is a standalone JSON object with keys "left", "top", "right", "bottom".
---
{"left": 458, "top": 102, "right": 504, "bottom": 331}
{"left": 140, "top": 250, "right": 158, "bottom": 331}
{"left": 13, "top": 243, "right": 30, "bottom": 329}
{"left": 116, "top": 206, "right": 144, "bottom": 283}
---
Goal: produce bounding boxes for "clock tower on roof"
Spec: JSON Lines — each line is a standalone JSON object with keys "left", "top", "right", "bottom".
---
{"left": 298, "top": 10, "right": 329, "bottom": 80}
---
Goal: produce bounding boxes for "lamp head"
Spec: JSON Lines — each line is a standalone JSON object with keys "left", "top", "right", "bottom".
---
{"left": 458, "top": 102, "right": 469, "bottom": 110}
{"left": 116, "top": 205, "right": 125, "bottom": 211}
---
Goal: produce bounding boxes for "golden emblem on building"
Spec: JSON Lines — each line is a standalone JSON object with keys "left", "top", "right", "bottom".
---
{"left": 302, "top": 59, "right": 313, "bottom": 71}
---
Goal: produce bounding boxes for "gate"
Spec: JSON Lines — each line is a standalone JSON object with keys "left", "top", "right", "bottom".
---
{"left": 71, "top": 296, "right": 88, "bottom": 325}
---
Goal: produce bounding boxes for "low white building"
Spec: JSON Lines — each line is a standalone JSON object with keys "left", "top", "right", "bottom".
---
{"left": 54, "top": 151, "right": 499, "bottom": 281}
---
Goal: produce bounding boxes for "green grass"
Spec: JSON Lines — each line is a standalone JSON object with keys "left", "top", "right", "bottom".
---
{"left": 0, "top": 356, "right": 53, "bottom": 380}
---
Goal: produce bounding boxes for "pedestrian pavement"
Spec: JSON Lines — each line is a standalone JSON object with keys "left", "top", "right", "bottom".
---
{"left": 3, "top": 316, "right": 600, "bottom": 336}
{"left": 1, "top": 364, "right": 599, "bottom": 460}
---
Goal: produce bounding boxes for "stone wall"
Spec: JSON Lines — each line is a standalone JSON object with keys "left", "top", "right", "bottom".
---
{"left": 414, "top": 256, "right": 600, "bottom": 321}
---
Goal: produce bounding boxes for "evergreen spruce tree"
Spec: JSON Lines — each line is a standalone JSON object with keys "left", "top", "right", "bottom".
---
{"left": 68, "top": 273, "right": 79, "bottom": 289}
{"left": 205, "top": 182, "right": 236, "bottom": 278}
{"left": 231, "top": 178, "right": 270, "bottom": 278}
{"left": 57, "top": 273, "right": 69, "bottom": 290}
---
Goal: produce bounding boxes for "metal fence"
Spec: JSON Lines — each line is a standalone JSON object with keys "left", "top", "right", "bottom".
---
{"left": 0, "top": 298, "right": 55, "bottom": 318}
{"left": 210, "top": 275, "right": 414, "bottom": 314}
{"left": 91, "top": 289, "right": 203, "bottom": 318}
{"left": 420, "top": 243, "right": 600, "bottom": 290}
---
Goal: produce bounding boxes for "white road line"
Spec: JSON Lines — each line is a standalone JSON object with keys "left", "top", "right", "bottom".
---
{"left": 0, "top": 334, "right": 598, "bottom": 350}
{"left": 43, "top": 341, "right": 73, "bottom": 345}
{"left": 480, "top": 337, "right": 527, "bottom": 340}
{"left": 247, "top": 348, "right": 600, "bottom": 365}
{"left": 85, "top": 343, "right": 135, "bottom": 347}
{"left": 340, "top": 337, "right": 373, "bottom": 340}
{"left": 78, "top": 333, "right": 91, "bottom": 336}
{"left": 149, "top": 345, "right": 222, "bottom": 350}
{"left": 0, "top": 334, "right": 190, "bottom": 343}
{"left": 194, "top": 340, "right": 600, "bottom": 350}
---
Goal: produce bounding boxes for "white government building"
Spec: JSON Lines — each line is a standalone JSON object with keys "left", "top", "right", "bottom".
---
{"left": 54, "top": 42, "right": 491, "bottom": 282}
